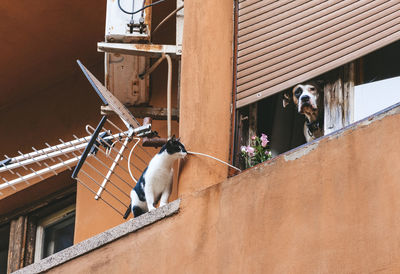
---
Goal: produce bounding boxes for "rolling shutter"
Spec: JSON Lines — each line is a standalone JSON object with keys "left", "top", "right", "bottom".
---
{"left": 236, "top": 0, "right": 400, "bottom": 108}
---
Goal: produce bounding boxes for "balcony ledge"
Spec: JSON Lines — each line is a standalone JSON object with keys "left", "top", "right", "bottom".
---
{"left": 13, "top": 199, "right": 180, "bottom": 274}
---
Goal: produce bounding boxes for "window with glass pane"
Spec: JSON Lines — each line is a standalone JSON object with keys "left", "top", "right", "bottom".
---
{"left": 35, "top": 206, "right": 75, "bottom": 261}
{"left": 42, "top": 213, "right": 75, "bottom": 258}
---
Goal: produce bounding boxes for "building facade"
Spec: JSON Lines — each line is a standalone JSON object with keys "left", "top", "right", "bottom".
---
{"left": 2, "top": 0, "right": 400, "bottom": 273}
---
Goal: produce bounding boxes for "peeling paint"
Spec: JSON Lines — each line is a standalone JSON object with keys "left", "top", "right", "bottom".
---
{"left": 284, "top": 142, "right": 319, "bottom": 161}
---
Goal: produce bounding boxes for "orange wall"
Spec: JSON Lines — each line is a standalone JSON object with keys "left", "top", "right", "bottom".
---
{"left": 48, "top": 102, "right": 400, "bottom": 274}
{"left": 0, "top": 0, "right": 181, "bottom": 244}
{"left": 178, "top": 0, "right": 234, "bottom": 195}
{"left": 73, "top": 0, "right": 181, "bottom": 243}
{"left": 0, "top": 0, "right": 106, "bottom": 213}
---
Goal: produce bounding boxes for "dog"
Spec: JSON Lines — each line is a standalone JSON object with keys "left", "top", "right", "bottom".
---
{"left": 283, "top": 81, "right": 324, "bottom": 142}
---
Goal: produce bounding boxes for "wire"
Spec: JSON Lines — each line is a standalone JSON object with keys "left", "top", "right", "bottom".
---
{"left": 127, "top": 138, "right": 142, "bottom": 183}
{"left": 187, "top": 151, "right": 242, "bottom": 172}
{"left": 118, "top": 0, "right": 167, "bottom": 15}
{"left": 106, "top": 140, "right": 119, "bottom": 156}
{"left": 152, "top": 5, "right": 184, "bottom": 36}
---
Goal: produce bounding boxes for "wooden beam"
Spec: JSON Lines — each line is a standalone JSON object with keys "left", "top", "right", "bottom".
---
{"left": 23, "top": 219, "right": 36, "bottom": 267}
{"left": 7, "top": 216, "right": 27, "bottom": 273}
{"left": 101, "top": 106, "right": 179, "bottom": 121}
{"left": 248, "top": 103, "right": 258, "bottom": 142}
{"left": 324, "top": 62, "right": 355, "bottom": 135}
{"left": 343, "top": 62, "right": 355, "bottom": 124}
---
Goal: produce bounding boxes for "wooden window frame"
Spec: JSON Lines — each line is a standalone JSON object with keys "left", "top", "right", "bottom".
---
{"left": 34, "top": 204, "right": 75, "bottom": 262}
{"left": 3, "top": 187, "right": 75, "bottom": 273}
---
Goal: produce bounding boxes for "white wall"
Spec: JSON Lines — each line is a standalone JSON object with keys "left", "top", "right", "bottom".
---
{"left": 354, "top": 76, "right": 400, "bottom": 122}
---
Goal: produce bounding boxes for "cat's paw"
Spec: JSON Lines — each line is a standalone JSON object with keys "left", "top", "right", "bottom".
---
{"left": 148, "top": 206, "right": 156, "bottom": 212}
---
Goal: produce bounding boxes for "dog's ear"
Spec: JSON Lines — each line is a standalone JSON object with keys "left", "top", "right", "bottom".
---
{"left": 314, "top": 79, "right": 325, "bottom": 90}
{"left": 282, "top": 91, "right": 292, "bottom": 108}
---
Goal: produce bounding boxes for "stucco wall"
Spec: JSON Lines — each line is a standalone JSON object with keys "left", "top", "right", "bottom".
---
{"left": 0, "top": 0, "right": 106, "bottom": 213}
{"left": 73, "top": 0, "right": 181, "bottom": 243}
{"left": 178, "top": 0, "right": 234, "bottom": 195}
{"left": 45, "top": 103, "right": 400, "bottom": 273}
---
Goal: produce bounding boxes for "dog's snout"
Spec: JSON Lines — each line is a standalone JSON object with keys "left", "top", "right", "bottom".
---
{"left": 301, "top": 95, "right": 310, "bottom": 102}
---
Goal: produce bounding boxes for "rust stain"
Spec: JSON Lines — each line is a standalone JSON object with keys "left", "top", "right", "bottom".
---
{"left": 133, "top": 44, "right": 163, "bottom": 51}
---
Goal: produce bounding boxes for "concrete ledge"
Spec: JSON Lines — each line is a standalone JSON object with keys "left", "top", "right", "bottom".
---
{"left": 283, "top": 101, "right": 400, "bottom": 162}
{"left": 14, "top": 199, "right": 180, "bottom": 274}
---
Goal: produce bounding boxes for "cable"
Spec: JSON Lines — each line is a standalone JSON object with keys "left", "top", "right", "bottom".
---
{"left": 118, "top": 0, "right": 167, "bottom": 15}
{"left": 152, "top": 5, "right": 184, "bottom": 36}
{"left": 106, "top": 140, "right": 119, "bottom": 156}
{"left": 187, "top": 151, "right": 242, "bottom": 172}
{"left": 127, "top": 138, "right": 142, "bottom": 183}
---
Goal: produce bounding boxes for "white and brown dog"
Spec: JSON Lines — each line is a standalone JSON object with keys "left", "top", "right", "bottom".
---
{"left": 283, "top": 81, "right": 324, "bottom": 142}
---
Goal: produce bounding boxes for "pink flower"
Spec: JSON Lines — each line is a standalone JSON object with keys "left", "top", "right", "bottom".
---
{"left": 246, "top": 146, "right": 255, "bottom": 157}
{"left": 265, "top": 150, "right": 272, "bottom": 157}
{"left": 251, "top": 135, "right": 256, "bottom": 140}
{"left": 260, "top": 133, "right": 269, "bottom": 147}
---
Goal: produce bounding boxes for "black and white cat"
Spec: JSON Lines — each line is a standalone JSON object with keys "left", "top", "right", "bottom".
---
{"left": 123, "top": 136, "right": 187, "bottom": 219}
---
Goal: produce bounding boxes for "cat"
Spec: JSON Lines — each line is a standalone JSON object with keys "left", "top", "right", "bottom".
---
{"left": 123, "top": 136, "right": 187, "bottom": 219}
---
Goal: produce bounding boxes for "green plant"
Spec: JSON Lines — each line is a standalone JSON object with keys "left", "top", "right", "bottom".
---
{"left": 240, "top": 133, "right": 272, "bottom": 168}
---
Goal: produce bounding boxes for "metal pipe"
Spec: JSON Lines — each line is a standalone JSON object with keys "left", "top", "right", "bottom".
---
{"left": 166, "top": 54, "right": 172, "bottom": 138}
{"left": 0, "top": 133, "right": 120, "bottom": 174}
{"left": 72, "top": 134, "right": 141, "bottom": 183}
{"left": 62, "top": 138, "right": 135, "bottom": 190}
{"left": 2, "top": 135, "right": 90, "bottom": 165}
{"left": 73, "top": 116, "right": 108, "bottom": 179}
{"left": 137, "top": 53, "right": 172, "bottom": 138}
{"left": 95, "top": 136, "right": 130, "bottom": 200}
{"left": 0, "top": 156, "right": 80, "bottom": 191}
{"left": 32, "top": 146, "right": 55, "bottom": 163}
{"left": 85, "top": 125, "right": 147, "bottom": 172}
{"left": 139, "top": 53, "right": 166, "bottom": 79}
{"left": 105, "top": 120, "right": 153, "bottom": 159}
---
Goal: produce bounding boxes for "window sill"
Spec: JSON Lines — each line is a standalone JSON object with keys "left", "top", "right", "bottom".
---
{"left": 13, "top": 199, "right": 180, "bottom": 274}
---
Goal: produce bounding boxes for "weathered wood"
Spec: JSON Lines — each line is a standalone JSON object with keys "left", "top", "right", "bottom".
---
{"left": 101, "top": 106, "right": 179, "bottom": 121}
{"left": 248, "top": 103, "right": 258, "bottom": 143}
{"left": 7, "top": 216, "right": 27, "bottom": 273}
{"left": 23, "top": 219, "right": 36, "bottom": 266}
{"left": 324, "top": 63, "right": 355, "bottom": 135}
{"left": 234, "top": 108, "right": 249, "bottom": 169}
{"left": 344, "top": 62, "right": 355, "bottom": 124}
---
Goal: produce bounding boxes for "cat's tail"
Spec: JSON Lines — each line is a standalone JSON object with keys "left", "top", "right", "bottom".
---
{"left": 123, "top": 204, "right": 131, "bottom": 219}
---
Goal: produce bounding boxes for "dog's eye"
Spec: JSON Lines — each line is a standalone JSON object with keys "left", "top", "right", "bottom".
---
{"left": 294, "top": 88, "right": 302, "bottom": 98}
{"left": 309, "top": 87, "right": 316, "bottom": 92}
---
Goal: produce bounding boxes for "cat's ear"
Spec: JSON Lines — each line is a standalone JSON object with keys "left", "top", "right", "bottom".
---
{"left": 176, "top": 137, "right": 181, "bottom": 142}
{"left": 168, "top": 135, "right": 176, "bottom": 142}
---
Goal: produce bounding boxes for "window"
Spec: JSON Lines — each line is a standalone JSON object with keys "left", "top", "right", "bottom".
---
{"left": 354, "top": 76, "right": 400, "bottom": 122}
{"left": 234, "top": 40, "right": 400, "bottom": 170}
{"left": 354, "top": 40, "right": 400, "bottom": 122}
{"left": 34, "top": 205, "right": 75, "bottom": 261}
{"left": 0, "top": 187, "right": 76, "bottom": 272}
{"left": 0, "top": 224, "right": 10, "bottom": 274}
